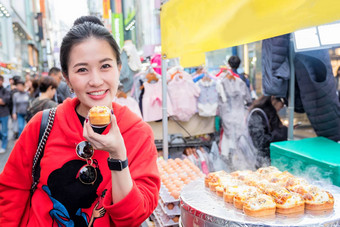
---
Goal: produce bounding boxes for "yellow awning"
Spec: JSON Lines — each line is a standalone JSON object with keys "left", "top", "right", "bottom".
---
{"left": 161, "top": 0, "right": 340, "bottom": 61}
{"left": 179, "top": 52, "right": 205, "bottom": 67}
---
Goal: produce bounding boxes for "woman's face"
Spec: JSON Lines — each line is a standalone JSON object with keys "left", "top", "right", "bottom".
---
{"left": 66, "top": 37, "right": 120, "bottom": 116}
{"left": 17, "top": 83, "right": 25, "bottom": 92}
{"left": 271, "top": 97, "right": 284, "bottom": 112}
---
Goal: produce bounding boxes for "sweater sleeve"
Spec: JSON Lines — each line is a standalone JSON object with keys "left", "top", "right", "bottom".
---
{"left": 102, "top": 134, "right": 160, "bottom": 227}
{"left": 2, "top": 88, "right": 11, "bottom": 105}
{"left": 0, "top": 112, "right": 41, "bottom": 226}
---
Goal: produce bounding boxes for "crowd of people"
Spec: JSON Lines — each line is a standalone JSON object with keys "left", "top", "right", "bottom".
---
{"left": 0, "top": 67, "right": 73, "bottom": 154}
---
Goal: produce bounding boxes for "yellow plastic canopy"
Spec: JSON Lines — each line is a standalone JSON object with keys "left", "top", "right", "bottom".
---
{"left": 161, "top": 0, "right": 340, "bottom": 65}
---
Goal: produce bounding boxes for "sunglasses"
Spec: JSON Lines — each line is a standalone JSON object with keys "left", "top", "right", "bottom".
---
{"left": 76, "top": 141, "right": 97, "bottom": 185}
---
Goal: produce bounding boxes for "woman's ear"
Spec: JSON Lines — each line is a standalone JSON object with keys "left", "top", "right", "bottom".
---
{"left": 63, "top": 73, "right": 73, "bottom": 89}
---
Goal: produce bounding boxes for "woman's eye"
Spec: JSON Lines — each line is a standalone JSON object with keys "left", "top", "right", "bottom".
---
{"left": 77, "top": 68, "right": 87, "bottom": 73}
{"left": 102, "top": 64, "right": 111, "bottom": 69}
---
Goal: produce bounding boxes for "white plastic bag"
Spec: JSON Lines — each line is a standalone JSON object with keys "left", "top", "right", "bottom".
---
{"left": 208, "top": 141, "right": 229, "bottom": 172}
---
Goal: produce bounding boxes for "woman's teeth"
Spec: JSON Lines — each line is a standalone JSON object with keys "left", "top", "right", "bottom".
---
{"left": 89, "top": 91, "right": 105, "bottom": 95}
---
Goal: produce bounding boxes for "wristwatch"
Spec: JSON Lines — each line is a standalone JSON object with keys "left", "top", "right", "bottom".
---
{"left": 107, "top": 158, "right": 128, "bottom": 171}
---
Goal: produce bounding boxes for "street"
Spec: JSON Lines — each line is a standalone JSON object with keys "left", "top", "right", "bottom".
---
{"left": 0, "top": 119, "right": 19, "bottom": 173}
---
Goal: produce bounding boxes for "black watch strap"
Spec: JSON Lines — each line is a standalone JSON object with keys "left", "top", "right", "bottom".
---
{"left": 107, "top": 158, "right": 128, "bottom": 171}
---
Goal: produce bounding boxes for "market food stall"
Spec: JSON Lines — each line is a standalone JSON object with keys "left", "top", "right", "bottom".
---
{"left": 159, "top": 0, "right": 340, "bottom": 157}
{"left": 158, "top": 0, "right": 340, "bottom": 226}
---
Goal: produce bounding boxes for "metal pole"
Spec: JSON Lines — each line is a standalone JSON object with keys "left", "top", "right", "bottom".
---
{"left": 288, "top": 39, "right": 295, "bottom": 140}
{"left": 244, "top": 44, "right": 249, "bottom": 74}
{"left": 161, "top": 57, "right": 169, "bottom": 160}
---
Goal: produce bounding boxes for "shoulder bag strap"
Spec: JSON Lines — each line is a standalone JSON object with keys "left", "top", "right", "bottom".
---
{"left": 30, "top": 107, "right": 57, "bottom": 199}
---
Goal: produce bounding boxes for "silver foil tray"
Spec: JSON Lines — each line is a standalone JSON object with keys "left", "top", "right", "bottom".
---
{"left": 180, "top": 178, "right": 340, "bottom": 227}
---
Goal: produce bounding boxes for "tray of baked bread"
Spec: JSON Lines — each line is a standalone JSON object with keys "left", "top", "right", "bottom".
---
{"left": 180, "top": 166, "right": 340, "bottom": 226}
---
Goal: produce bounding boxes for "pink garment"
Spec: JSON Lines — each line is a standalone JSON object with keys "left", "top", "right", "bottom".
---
{"left": 142, "top": 80, "right": 174, "bottom": 122}
{"left": 151, "top": 54, "right": 162, "bottom": 74}
{"left": 167, "top": 74, "right": 201, "bottom": 121}
{"left": 114, "top": 96, "right": 142, "bottom": 118}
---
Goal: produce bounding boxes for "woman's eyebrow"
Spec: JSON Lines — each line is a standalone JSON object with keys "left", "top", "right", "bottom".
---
{"left": 99, "top": 58, "right": 114, "bottom": 63}
{"left": 73, "top": 62, "right": 88, "bottom": 68}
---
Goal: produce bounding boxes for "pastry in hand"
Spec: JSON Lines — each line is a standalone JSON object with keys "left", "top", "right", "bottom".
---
{"left": 88, "top": 106, "right": 111, "bottom": 126}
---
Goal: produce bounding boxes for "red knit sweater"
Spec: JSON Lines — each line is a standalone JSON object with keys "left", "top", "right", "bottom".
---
{"left": 0, "top": 98, "right": 160, "bottom": 227}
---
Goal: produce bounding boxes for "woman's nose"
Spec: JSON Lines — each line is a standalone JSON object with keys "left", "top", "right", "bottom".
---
{"left": 89, "top": 70, "right": 104, "bottom": 86}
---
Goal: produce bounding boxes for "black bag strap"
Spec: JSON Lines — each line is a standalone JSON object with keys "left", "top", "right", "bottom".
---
{"left": 30, "top": 107, "right": 57, "bottom": 199}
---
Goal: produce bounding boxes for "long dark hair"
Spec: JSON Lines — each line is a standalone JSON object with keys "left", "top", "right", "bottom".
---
{"left": 249, "top": 95, "right": 283, "bottom": 131}
{"left": 60, "top": 16, "right": 121, "bottom": 78}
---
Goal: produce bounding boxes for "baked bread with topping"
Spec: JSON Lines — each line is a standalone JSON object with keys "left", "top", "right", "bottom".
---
{"left": 88, "top": 106, "right": 111, "bottom": 126}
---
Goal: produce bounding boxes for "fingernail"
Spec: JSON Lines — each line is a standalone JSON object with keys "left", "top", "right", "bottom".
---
{"left": 111, "top": 109, "right": 114, "bottom": 115}
{"left": 85, "top": 118, "right": 88, "bottom": 123}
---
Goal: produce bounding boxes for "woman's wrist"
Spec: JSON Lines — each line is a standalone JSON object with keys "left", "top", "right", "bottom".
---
{"left": 108, "top": 147, "right": 127, "bottom": 160}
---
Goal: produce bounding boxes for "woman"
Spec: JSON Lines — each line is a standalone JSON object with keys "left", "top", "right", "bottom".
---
{"left": 0, "top": 16, "right": 160, "bottom": 226}
{"left": 247, "top": 95, "right": 288, "bottom": 167}
{"left": 12, "top": 80, "right": 30, "bottom": 137}
{"left": 25, "top": 76, "right": 58, "bottom": 122}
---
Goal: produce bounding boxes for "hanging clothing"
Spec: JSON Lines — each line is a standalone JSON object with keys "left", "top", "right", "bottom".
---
{"left": 167, "top": 74, "right": 201, "bottom": 121}
{"left": 295, "top": 49, "right": 340, "bottom": 141}
{"left": 120, "top": 51, "right": 135, "bottom": 93}
{"left": 262, "top": 34, "right": 290, "bottom": 97}
{"left": 151, "top": 54, "right": 162, "bottom": 75}
{"left": 142, "top": 79, "right": 174, "bottom": 122}
{"left": 197, "top": 79, "right": 226, "bottom": 117}
{"left": 120, "top": 42, "right": 142, "bottom": 93}
{"left": 218, "top": 77, "right": 252, "bottom": 159}
{"left": 123, "top": 41, "right": 142, "bottom": 72}
{"left": 114, "top": 96, "right": 142, "bottom": 119}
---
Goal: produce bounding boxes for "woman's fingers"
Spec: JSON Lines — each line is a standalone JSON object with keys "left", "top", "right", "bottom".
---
{"left": 83, "top": 117, "right": 100, "bottom": 141}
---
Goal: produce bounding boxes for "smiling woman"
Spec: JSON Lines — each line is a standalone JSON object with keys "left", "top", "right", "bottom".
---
{"left": 0, "top": 16, "right": 160, "bottom": 227}
{"left": 65, "top": 37, "right": 120, "bottom": 116}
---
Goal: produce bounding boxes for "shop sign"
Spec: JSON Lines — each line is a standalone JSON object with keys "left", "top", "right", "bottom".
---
{"left": 111, "top": 13, "right": 124, "bottom": 48}
{"left": 103, "top": 0, "right": 111, "bottom": 19}
{"left": 36, "top": 12, "right": 43, "bottom": 41}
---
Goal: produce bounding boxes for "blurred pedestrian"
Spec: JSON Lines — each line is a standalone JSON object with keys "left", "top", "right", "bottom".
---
{"left": 49, "top": 67, "right": 73, "bottom": 103}
{"left": 12, "top": 80, "right": 30, "bottom": 137}
{"left": 8, "top": 76, "right": 20, "bottom": 139}
{"left": 28, "top": 78, "right": 40, "bottom": 100}
{"left": 5, "top": 77, "right": 14, "bottom": 91}
{"left": 0, "top": 75, "right": 11, "bottom": 153}
{"left": 24, "top": 73, "right": 33, "bottom": 92}
{"left": 247, "top": 95, "right": 288, "bottom": 167}
{"left": 26, "top": 76, "right": 58, "bottom": 122}
{"left": 228, "top": 55, "right": 250, "bottom": 90}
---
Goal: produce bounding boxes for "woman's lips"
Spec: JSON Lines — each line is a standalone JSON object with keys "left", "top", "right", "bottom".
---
{"left": 87, "top": 90, "right": 108, "bottom": 100}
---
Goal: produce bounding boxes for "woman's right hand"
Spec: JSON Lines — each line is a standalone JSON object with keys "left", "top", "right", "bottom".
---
{"left": 83, "top": 111, "right": 127, "bottom": 160}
